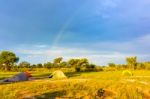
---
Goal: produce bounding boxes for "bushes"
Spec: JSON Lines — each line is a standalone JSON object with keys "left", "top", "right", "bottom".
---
{"left": 95, "top": 67, "right": 104, "bottom": 72}
{"left": 75, "top": 67, "right": 81, "bottom": 72}
{"left": 75, "top": 65, "right": 104, "bottom": 72}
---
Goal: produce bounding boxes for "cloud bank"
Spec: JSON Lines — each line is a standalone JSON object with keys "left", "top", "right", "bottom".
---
{"left": 14, "top": 34, "right": 150, "bottom": 65}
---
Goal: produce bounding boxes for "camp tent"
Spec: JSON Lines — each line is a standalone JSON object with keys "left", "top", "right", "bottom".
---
{"left": 122, "top": 70, "right": 133, "bottom": 76}
{"left": 50, "top": 70, "right": 67, "bottom": 79}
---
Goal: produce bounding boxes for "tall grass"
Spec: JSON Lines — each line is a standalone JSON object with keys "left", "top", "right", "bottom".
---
{"left": 0, "top": 70, "right": 150, "bottom": 99}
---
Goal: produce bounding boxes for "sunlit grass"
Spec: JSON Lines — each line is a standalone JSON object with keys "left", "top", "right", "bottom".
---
{"left": 0, "top": 70, "right": 150, "bottom": 99}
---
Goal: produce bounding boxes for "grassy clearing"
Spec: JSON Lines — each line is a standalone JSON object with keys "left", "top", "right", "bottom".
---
{"left": 0, "top": 70, "right": 150, "bottom": 99}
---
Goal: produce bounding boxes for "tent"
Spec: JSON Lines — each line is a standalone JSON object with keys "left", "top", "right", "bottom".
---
{"left": 49, "top": 70, "right": 67, "bottom": 79}
{"left": 122, "top": 70, "right": 133, "bottom": 76}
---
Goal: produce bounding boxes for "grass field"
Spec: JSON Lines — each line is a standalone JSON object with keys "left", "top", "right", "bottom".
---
{"left": 0, "top": 70, "right": 150, "bottom": 99}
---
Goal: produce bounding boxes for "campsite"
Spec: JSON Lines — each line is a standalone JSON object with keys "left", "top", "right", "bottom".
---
{"left": 1, "top": 0, "right": 150, "bottom": 99}
{"left": 0, "top": 51, "right": 150, "bottom": 99}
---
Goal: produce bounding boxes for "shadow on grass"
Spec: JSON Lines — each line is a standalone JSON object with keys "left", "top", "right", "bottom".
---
{"left": 33, "top": 90, "right": 67, "bottom": 99}
{"left": 65, "top": 72, "right": 82, "bottom": 78}
{"left": 0, "top": 80, "right": 32, "bottom": 85}
{"left": 32, "top": 73, "right": 51, "bottom": 77}
{"left": 65, "top": 71, "right": 98, "bottom": 78}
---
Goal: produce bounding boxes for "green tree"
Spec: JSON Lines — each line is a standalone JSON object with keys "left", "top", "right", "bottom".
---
{"left": 68, "top": 59, "right": 77, "bottom": 67}
{"left": 44, "top": 62, "right": 53, "bottom": 69}
{"left": 108, "top": 63, "right": 116, "bottom": 68}
{"left": 68, "top": 58, "right": 89, "bottom": 72}
{"left": 59, "top": 61, "right": 67, "bottom": 68}
{"left": 77, "top": 58, "right": 89, "bottom": 66}
{"left": 53, "top": 57, "right": 63, "bottom": 67}
{"left": 36, "top": 63, "right": 43, "bottom": 68}
{"left": 126, "top": 57, "right": 137, "bottom": 70}
{"left": 0, "top": 51, "right": 19, "bottom": 71}
{"left": 19, "top": 61, "right": 30, "bottom": 68}
{"left": 31, "top": 64, "right": 36, "bottom": 68}
{"left": 53, "top": 57, "right": 63, "bottom": 64}
{"left": 85, "top": 64, "right": 96, "bottom": 71}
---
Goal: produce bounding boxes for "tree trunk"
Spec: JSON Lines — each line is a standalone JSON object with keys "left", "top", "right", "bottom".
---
{"left": 5, "top": 65, "right": 11, "bottom": 71}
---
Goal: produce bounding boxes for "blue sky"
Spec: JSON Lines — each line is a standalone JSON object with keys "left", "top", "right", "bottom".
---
{"left": 0, "top": 0, "right": 150, "bottom": 65}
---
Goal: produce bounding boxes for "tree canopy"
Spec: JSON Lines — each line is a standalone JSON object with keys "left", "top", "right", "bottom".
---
{"left": 0, "top": 51, "right": 19, "bottom": 71}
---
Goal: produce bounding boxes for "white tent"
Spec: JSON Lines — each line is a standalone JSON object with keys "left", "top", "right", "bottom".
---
{"left": 50, "top": 70, "right": 67, "bottom": 79}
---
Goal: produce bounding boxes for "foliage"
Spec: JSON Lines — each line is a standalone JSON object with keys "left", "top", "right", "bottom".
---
{"left": 36, "top": 63, "right": 43, "bottom": 68}
{"left": 108, "top": 63, "right": 116, "bottom": 68}
{"left": 0, "top": 51, "right": 19, "bottom": 71}
{"left": 19, "top": 61, "right": 30, "bottom": 68}
{"left": 43, "top": 62, "right": 53, "bottom": 69}
{"left": 126, "top": 57, "right": 137, "bottom": 70}
{"left": 53, "top": 57, "right": 63, "bottom": 64}
{"left": 0, "top": 50, "right": 150, "bottom": 72}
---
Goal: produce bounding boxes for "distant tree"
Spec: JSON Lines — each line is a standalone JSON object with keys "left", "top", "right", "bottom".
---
{"left": 59, "top": 61, "right": 67, "bottom": 68}
{"left": 89, "top": 64, "right": 96, "bottom": 69}
{"left": 108, "top": 63, "right": 116, "bottom": 68}
{"left": 144, "top": 62, "right": 150, "bottom": 70}
{"left": 19, "top": 61, "right": 30, "bottom": 68}
{"left": 68, "top": 59, "right": 77, "bottom": 67}
{"left": 44, "top": 62, "right": 53, "bottom": 69}
{"left": 53, "top": 57, "right": 63, "bottom": 64}
{"left": 136, "top": 63, "right": 145, "bottom": 70}
{"left": 31, "top": 64, "right": 37, "bottom": 68}
{"left": 85, "top": 64, "right": 96, "bottom": 71}
{"left": 68, "top": 58, "right": 90, "bottom": 72}
{"left": 36, "top": 63, "right": 43, "bottom": 68}
{"left": 0, "top": 51, "right": 19, "bottom": 71}
{"left": 77, "top": 58, "right": 89, "bottom": 66}
{"left": 53, "top": 57, "right": 63, "bottom": 67}
{"left": 126, "top": 57, "right": 137, "bottom": 70}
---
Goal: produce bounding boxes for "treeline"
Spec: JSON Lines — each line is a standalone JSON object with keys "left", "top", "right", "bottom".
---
{"left": 14, "top": 58, "right": 103, "bottom": 72}
{"left": 107, "top": 57, "right": 150, "bottom": 70}
{"left": 0, "top": 51, "right": 150, "bottom": 72}
{"left": 0, "top": 51, "right": 102, "bottom": 72}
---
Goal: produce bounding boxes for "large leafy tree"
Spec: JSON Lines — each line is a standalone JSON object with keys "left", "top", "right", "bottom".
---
{"left": 0, "top": 51, "right": 19, "bottom": 71}
{"left": 126, "top": 57, "right": 137, "bottom": 70}
{"left": 53, "top": 57, "right": 63, "bottom": 64}
{"left": 77, "top": 58, "right": 89, "bottom": 66}
{"left": 68, "top": 59, "right": 79, "bottom": 67}
{"left": 53, "top": 57, "right": 63, "bottom": 67}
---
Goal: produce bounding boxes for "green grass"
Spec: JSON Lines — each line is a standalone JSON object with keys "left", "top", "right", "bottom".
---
{"left": 0, "top": 70, "right": 150, "bottom": 99}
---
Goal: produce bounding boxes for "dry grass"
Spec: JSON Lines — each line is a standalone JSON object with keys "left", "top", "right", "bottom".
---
{"left": 0, "top": 70, "right": 150, "bottom": 99}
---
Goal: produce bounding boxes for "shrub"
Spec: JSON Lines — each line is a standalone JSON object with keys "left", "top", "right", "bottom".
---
{"left": 75, "top": 67, "right": 81, "bottom": 72}
{"left": 95, "top": 67, "right": 104, "bottom": 72}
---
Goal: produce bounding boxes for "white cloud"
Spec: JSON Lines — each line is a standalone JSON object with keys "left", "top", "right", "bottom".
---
{"left": 16, "top": 47, "right": 126, "bottom": 65}
{"left": 92, "top": 34, "right": 150, "bottom": 54}
{"left": 14, "top": 34, "right": 150, "bottom": 65}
